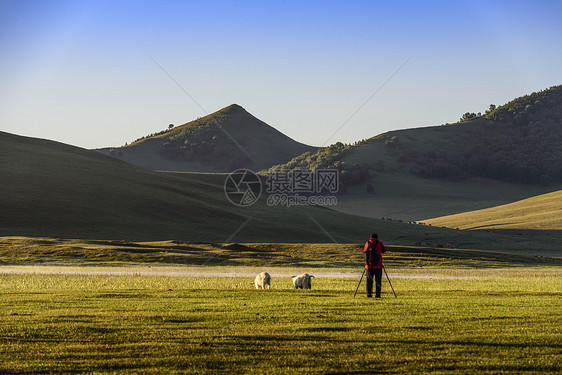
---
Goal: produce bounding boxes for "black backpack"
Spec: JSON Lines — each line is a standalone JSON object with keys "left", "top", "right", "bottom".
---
{"left": 366, "top": 241, "right": 380, "bottom": 267}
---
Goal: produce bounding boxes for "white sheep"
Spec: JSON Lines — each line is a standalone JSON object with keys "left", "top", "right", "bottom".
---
{"left": 254, "top": 272, "right": 271, "bottom": 289}
{"left": 291, "top": 273, "right": 315, "bottom": 289}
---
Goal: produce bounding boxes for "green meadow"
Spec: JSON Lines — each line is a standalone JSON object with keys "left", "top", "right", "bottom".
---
{"left": 424, "top": 190, "right": 562, "bottom": 231}
{"left": 0, "top": 266, "right": 560, "bottom": 374}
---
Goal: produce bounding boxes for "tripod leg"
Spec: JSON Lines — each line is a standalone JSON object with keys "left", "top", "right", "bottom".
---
{"left": 382, "top": 265, "right": 397, "bottom": 298}
{"left": 353, "top": 269, "right": 366, "bottom": 297}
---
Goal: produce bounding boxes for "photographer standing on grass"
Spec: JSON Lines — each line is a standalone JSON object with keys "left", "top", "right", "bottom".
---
{"left": 364, "top": 233, "right": 387, "bottom": 298}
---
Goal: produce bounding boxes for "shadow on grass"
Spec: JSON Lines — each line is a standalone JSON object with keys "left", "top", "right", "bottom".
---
{"left": 389, "top": 339, "right": 559, "bottom": 349}
{"left": 330, "top": 372, "right": 388, "bottom": 375}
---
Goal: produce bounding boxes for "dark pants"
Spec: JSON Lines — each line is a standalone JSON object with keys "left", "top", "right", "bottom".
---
{"left": 366, "top": 268, "right": 382, "bottom": 297}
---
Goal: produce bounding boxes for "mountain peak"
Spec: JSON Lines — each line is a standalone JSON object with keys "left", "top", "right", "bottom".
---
{"left": 96, "top": 103, "right": 318, "bottom": 172}
{"left": 220, "top": 104, "right": 246, "bottom": 115}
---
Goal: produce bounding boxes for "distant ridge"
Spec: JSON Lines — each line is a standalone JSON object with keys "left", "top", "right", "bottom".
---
{"left": 96, "top": 104, "right": 318, "bottom": 172}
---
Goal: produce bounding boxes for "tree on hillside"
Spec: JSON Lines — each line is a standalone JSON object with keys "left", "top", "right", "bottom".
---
{"left": 485, "top": 104, "right": 496, "bottom": 114}
{"left": 460, "top": 112, "right": 477, "bottom": 122}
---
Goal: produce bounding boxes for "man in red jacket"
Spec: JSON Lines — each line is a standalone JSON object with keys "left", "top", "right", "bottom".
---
{"left": 364, "top": 233, "right": 387, "bottom": 298}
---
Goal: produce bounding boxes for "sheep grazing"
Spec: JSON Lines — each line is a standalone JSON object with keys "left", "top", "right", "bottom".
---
{"left": 254, "top": 272, "right": 271, "bottom": 289}
{"left": 291, "top": 273, "right": 315, "bottom": 289}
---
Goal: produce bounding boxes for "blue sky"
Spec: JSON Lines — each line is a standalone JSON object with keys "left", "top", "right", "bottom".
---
{"left": 1, "top": 0, "right": 561, "bottom": 149}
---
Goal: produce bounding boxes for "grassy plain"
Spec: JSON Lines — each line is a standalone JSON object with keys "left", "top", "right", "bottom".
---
{"left": 334, "top": 172, "right": 560, "bottom": 222}
{"left": 0, "top": 268, "right": 560, "bottom": 374}
{"left": 424, "top": 190, "right": 562, "bottom": 230}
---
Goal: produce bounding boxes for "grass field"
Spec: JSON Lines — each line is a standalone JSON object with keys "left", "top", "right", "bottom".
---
{"left": 424, "top": 190, "right": 562, "bottom": 231}
{"left": 334, "top": 172, "right": 560, "bottom": 222}
{"left": 0, "top": 267, "right": 560, "bottom": 374}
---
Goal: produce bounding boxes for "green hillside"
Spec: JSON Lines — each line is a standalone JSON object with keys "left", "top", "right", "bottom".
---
{"left": 3, "top": 130, "right": 562, "bottom": 257}
{"left": 371, "top": 85, "right": 562, "bottom": 184}
{"left": 272, "top": 84, "right": 562, "bottom": 185}
{"left": 266, "top": 130, "right": 559, "bottom": 222}
{"left": 423, "top": 190, "right": 562, "bottom": 231}
{"left": 0, "top": 131, "right": 238, "bottom": 240}
{"left": 96, "top": 104, "right": 318, "bottom": 172}
{"left": 269, "top": 85, "right": 562, "bottom": 221}
{"left": 0, "top": 130, "right": 434, "bottom": 243}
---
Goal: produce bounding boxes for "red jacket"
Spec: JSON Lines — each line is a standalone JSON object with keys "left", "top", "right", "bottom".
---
{"left": 364, "top": 239, "right": 386, "bottom": 269}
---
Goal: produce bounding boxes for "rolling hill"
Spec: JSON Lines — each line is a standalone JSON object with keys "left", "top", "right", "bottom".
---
{"left": 3, "top": 130, "right": 562, "bottom": 258}
{"left": 423, "top": 190, "right": 562, "bottom": 231}
{"left": 96, "top": 104, "right": 318, "bottom": 172}
{"left": 0, "top": 130, "right": 428, "bottom": 243}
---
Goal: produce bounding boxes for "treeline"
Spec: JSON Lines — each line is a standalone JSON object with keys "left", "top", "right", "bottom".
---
{"left": 486, "top": 85, "right": 562, "bottom": 126}
{"left": 399, "top": 85, "right": 562, "bottom": 185}
{"left": 263, "top": 142, "right": 370, "bottom": 192}
{"left": 460, "top": 119, "right": 561, "bottom": 185}
{"left": 128, "top": 124, "right": 175, "bottom": 146}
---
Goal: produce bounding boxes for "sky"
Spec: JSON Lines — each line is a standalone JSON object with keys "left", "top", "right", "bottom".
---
{"left": 1, "top": 0, "right": 561, "bottom": 149}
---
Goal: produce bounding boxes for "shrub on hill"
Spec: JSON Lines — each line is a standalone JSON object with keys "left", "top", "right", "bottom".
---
{"left": 129, "top": 127, "right": 173, "bottom": 145}
{"left": 262, "top": 142, "right": 370, "bottom": 193}
{"left": 161, "top": 125, "right": 251, "bottom": 169}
